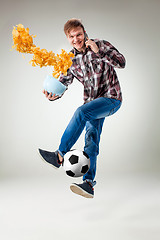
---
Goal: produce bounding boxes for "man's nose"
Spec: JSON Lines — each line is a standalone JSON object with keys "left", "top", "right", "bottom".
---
{"left": 73, "top": 36, "right": 78, "bottom": 42}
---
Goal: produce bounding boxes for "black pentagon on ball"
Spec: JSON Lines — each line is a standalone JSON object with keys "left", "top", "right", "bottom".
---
{"left": 69, "top": 155, "right": 79, "bottom": 165}
{"left": 66, "top": 170, "right": 75, "bottom": 177}
{"left": 81, "top": 165, "right": 89, "bottom": 174}
{"left": 83, "top": 151, "right": 89, "bottom": 159}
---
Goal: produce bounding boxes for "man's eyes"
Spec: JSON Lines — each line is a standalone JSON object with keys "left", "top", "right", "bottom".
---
{"left": 70, "top": 34, "right": 82, "bottom": 38}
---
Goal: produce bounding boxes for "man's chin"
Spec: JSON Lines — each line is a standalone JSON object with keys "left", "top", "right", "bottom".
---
{"left": 74, "top": 44, "right": 85, "bottom": 52}
{"left": 75, "top": 45, "right": 81, "bottom": 50}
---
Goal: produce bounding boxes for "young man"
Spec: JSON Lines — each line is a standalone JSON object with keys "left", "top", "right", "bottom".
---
{"left": 38, "top": 19, "right": 126, "bottom": 198}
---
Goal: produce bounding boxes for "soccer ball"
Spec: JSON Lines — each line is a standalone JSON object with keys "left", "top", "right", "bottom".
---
{"left": 63, "top": 149, "right": 90, "bottom": 177}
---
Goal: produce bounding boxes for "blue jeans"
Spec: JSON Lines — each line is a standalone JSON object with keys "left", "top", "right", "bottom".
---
{"left": 58, "top": 97, "right": 121, "bottom": 185}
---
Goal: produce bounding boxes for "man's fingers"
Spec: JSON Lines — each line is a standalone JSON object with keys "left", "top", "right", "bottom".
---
{"left": 48, "top": 93, "right": 59, "bottom": 101}
{"left": 43, "top": 90, "right": 48, "bottom": 97}
{"left": 42, "top": 90, "right": 59, "bottom": 101}
{"left": 48, "top": 92, "right": 52, "bottom": 98}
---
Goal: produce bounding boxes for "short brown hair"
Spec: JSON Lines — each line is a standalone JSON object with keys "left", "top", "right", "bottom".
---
{"left": 64, "top": 18, "right": 85, "bottom": 35}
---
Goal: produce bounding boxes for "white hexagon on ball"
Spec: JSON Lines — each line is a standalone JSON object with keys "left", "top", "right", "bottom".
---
{"left": 63, "top": 149, "right": 90, "bottom": 177}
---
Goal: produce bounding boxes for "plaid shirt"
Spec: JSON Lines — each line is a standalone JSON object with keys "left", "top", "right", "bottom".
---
{"left": 59, "top": 39, "right": 125, "bottom": 103}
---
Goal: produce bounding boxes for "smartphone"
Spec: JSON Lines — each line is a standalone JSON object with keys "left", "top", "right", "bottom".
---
{"left": 84, "top": 31, "right": 89, "bottom": 42}
{"left": 84, "top": 31, "right": 89, "bottom": 49}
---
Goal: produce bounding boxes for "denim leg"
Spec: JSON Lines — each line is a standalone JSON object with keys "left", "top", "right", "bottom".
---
{"left": 58, "top": 106, "right": 86, "bottom": 156}
{"left": 84, "top": 119, "right": 105, "bottom": 157}
{"left": 83, "top": 118, "right": 105, "bottom": 182}
{"left": 58, "top": 97, "right": 121, "bottom": 156}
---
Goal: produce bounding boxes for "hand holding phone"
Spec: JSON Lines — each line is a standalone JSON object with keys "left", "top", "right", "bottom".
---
{"left": 84, "top": 32, "right": 99, "bottom": 53}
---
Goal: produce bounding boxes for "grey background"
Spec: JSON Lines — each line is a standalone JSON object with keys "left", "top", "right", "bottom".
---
{"left": 0, "top": 0, "right": 160, "bottom": 239}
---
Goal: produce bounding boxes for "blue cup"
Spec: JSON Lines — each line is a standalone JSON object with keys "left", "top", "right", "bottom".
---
{"left": 43, "top": 75, "right": 67, "bottom": 96}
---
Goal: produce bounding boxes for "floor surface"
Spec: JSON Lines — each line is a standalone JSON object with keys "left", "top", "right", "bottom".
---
{"left": 1, "top": 171, "right": 160, "bottom": 240}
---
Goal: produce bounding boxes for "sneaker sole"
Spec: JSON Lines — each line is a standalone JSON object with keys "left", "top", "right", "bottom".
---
{"left": 70, "top": 184, "right": 94, "bottom": 198}
{"left": 37, "top": 149, "right": 60, "bottom": 170}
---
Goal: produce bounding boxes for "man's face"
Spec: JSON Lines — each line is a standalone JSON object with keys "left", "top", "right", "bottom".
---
{"left": 67, "top": 27, "right": 85, "bottom": 52}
